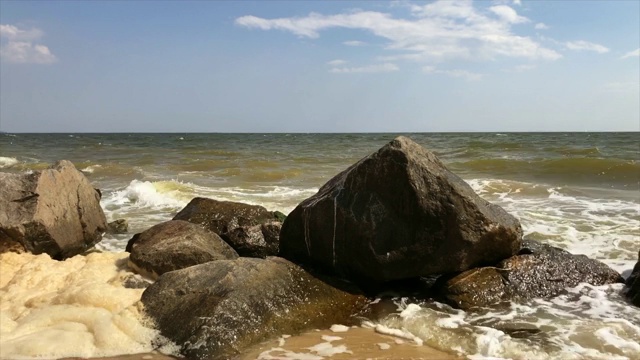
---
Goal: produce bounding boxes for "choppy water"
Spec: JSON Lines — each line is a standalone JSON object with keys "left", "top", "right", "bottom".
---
{"left": 1, "top": 132, "right": 639, "bottom": 359}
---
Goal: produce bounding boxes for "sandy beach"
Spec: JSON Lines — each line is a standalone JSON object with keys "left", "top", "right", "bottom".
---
{"left": 64, "top": 326, "right": 460, "bottom": 360}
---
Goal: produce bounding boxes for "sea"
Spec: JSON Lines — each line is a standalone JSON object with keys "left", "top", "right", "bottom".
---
{"left": 0, "top": 132, "right": 639, "bottom": 360}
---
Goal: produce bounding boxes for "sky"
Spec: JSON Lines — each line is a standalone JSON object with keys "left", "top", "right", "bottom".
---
{"left": 0, "top": 0, "right": 638, "bottom": 132}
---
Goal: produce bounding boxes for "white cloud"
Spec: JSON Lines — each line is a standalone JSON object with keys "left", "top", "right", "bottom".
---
{"left": 0, "top": 24, "right": 43, "bottom": 41}
{"left": 236, "top": 0, "right": 561, "bottom": 63}
{"left": 620, "top": 48, "right": 640, "bottom": 59}
{"left": 565, "top": 40, "right": 609, "bottom": 54}
{"left": 329, "top": 63, "right": 399, "bottom": 73}
{"left": 0, "top": 24, "right": 56, "bottom": 64}
{"left": 534, "top": 22, "right": 549, "bottom": 30}
{"left": 343, "top": 40, "right": 366, "bottom": 46}
{"left": 423, "top": 65, "right": 484, "bottom": 80}
{"left": 505, "top": 64, "right": 537, "bottom": 72}
{"left": 327, "top": 59, "right": 347, "bottom": 66}
{"left": 489, "top": 5, "right": 529, "bottom": 24}
{"left": 513, "top": 0, "right": 522, "bottom": 5}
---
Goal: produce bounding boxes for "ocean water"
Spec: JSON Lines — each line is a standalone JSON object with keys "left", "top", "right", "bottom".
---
{"left": 1, "top": 132, "right": 639, "bottom": 359}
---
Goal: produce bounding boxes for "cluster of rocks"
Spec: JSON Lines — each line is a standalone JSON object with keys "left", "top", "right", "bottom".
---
{"left": 1, "top": 137, "right": 637, "bottom": 360}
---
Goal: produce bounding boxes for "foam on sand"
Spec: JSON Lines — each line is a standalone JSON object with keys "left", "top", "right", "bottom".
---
{"left": 240, "top": 326, "right": 457, "bottom": 360}
{"left": 0, "top": 252, "right": 177, "bottom": 359}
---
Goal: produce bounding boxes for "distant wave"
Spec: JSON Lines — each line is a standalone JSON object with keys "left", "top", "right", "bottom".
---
{"left": 0, "top": 156, "right": 19, "bottom": 168}
{"left": 453, "top": 157, "right": 639, "bottom": 186}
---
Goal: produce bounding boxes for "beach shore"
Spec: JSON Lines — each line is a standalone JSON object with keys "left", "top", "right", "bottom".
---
{"left": 66, "top": 326, "right": 459, "bottom": 360}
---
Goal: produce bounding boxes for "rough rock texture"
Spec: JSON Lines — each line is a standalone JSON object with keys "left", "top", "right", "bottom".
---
{"left": 126, "top": 220, "right": 238, "bottom": 279}
{"left": 226, "top": 221, "right": 281, "bottom": 258}
{"left": 0, "top": 160, "right": 107, "bottom": 259}
{"left": 107, "top": 219, "right": 128, "bottom": 234}
{"left": 142, "top": 257, "right": 367, "bottom": 360}
{"left": 279, "top": 136, "right": 523, "bottom": 288}
{"left": 437, "top": 240, "right": 625, "bottom": 309}
{"left": 173, "top": 197, "right": 283, "bottom": 257}
{"left": 625, "top": 250, "right": 640, "bottom": 307}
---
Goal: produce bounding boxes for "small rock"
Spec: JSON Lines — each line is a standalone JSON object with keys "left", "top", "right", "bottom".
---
{"left": 127, "top": 220, "right": 238, "bottom": 279}
{"left": 173, "top": 197, "right": 284, "bottom": 257}
{"left": 437, "top": 240, "right": 624, "bottom": 309}
{"left": 107, "top": 219, "right": 129, "bottom": 234}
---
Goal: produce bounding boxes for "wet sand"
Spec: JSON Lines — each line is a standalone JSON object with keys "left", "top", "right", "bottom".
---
{"left": 239, "top": 326, "right": 461, "bottom": 360}
{"left": 72, "top": 326, "right": 459, "bottom": 360}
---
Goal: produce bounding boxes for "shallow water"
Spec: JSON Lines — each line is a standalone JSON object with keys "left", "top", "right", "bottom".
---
{"left": 1, "top": 132, "right": 638, "bottom": 359}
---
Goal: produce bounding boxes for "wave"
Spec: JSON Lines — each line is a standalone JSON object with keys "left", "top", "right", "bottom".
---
{"left": 467, "top": 178, "right": 640, "bottom": 261}
{"left": 102, "top": 179, "right": 192, "bottom": 210}
{"left": 453, "top": 158, "right": 639, "bottom": 186}
{"left": 0, "top": 156, "right": 19, "bottom": 168}
{"left": 375, "top": 283, "right": 640, "bottom": 359}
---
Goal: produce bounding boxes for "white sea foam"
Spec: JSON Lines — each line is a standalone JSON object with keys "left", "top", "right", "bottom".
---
{"left": 306, "top": 341, "right": 352, "bottom": 356}
{"left": 81, "top": 164, "right": 102, "bottom": 173}
{"left": 103, "top": 179, "right": 189, "bottom": 209}
{"left": 257, "top": 348, "right": 323, "bottom": 360}
{"left": 375, "top": 282, "right": 640, "bottom": 360}
{"left": 330, "top": 324, "right": 350, "bottom": 332}
{"left": 467, "top": 178, "right": 640, "bottom": 261}
{"left": 0, "top": 156, "right": 19, "bottom": 168}
{"left": 0, "top": 252, "right": 177, "bottom": 359}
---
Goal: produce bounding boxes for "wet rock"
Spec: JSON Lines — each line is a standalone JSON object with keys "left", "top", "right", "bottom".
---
{"left": 0, "top": 160, "right": 107, "bottom": 259}
{"left": 173, "top": 197, "right": 284, "bottom": 257}
{"left": 121, "top": 274, "right": 152, "bottom": 289}
{"left": 107, "top": 219, "right": 128, "bottom": 234}
{"left": 127, "top": 220, "right": 238, "bottom": 279}
{"left": 226, "top": 221, "right": 281, "bottom": 258}
{"left": 141, "top": 256, "right": 367, "bottom": 360}
{"left": 437, "top": 240, "right": 625, "bottom": 309}
{"left": 624, "top": 250, "right": 640, "bottom": 307}
{"left": 279, "top": 136, "right": 522, "bottom": 289}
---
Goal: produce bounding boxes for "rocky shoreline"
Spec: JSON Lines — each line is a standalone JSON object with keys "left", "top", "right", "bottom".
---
{"left": 1, "top": 136, "right": 637, "bottom": 360}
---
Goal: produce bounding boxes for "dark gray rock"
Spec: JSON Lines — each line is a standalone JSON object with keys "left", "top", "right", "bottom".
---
{"left": 279, "top": 136, "right": 523, "bottom": 289}
{"left": 141, "top": 257, "right": 367, "bottom": 360}
{"left": 437, "top": 240, "right": 625, "bottom": 310}
{"left": 0, "top": 160, "right": 107, "bottom": 259}
{"left": 127, "top": 220, "right": 238, "bottom": 279}
{"left": 625, "top": 250, "right": 640, "bottom": 307}
{"left": 226, "top": 221, "right": 281, "bottom": 258}
{"left": 107, "top": 219, "right": 128, "bottom": 234}
{"left": 173, "top": 197, "right": 283, "bottom": 258}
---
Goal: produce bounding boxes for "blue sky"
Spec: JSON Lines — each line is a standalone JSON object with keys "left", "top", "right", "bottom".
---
{"left": 0, "top": 0, "right": 638, "bottom": 132}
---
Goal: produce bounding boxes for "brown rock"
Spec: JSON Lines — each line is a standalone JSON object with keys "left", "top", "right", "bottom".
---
{"left": 279, "top": 136, "right": 522, "bottom": 289}
{"left": 0, "top": 160, "right": 107, "bottom": 259}
{"left": 142, "top": 257, "right": 367, "bottom": 360}
{"left": 107, "top": 219, "right": 128, "bottom": 234}
{"left": 625, "top": 250, "right": 640, "bottom": 307}
{"left": 127, "top": 220, "right": 238, "bottom": 279}
{"left": 173, "top": 197, "right": 283, "bottom": 257}
{"left": 438, "top": 240, "right": 625, "bottom": 309}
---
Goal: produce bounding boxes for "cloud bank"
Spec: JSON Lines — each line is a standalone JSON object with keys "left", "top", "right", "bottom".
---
{"left": 0, "top": 24, "right": 57, "bottom": 64}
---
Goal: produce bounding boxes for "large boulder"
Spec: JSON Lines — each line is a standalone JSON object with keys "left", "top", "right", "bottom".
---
{"left": 141, "top": 257, "right": 367, "bottom": 360}
{"left": 126, "top": 220, "right": 238, "bottom": 279}
{"left": 625, "top": 250, "right": 640, "bottom": 307}
{"left": 279, "top": 136, "right": 522, "bottom": 289}
{"left": 437, "top": 240, "right": 625, "bottom": 309}
{"left": 173, "top": 197, "right": 283, "bottom": 258}
{"left": 0, "top": 160, "right": 107, "bottom": 259}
